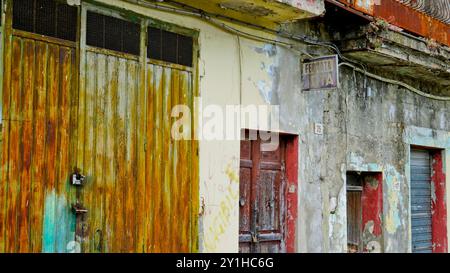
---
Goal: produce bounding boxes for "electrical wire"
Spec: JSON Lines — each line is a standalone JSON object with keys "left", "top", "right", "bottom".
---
{"left": 339, "top": 62, "right": 450, "bottom": 101}
{"left": 124, "top": 0, "right": 450, "bottom": 100}
{"left": 133, "top": 0, "right": 372, "bottom": 69}
{"left": 207, "top": 17, "right": 314, "bottom": 58}
{"left": 237, "top": 35, "right": 243, "bottom": 106}
{"left": 125, "top": 0, "right": 320, "bottom": 58}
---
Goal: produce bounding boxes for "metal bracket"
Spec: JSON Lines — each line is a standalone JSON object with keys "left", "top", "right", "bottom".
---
{"left": 72, "top": 203, "right": 88, "bottom": 214}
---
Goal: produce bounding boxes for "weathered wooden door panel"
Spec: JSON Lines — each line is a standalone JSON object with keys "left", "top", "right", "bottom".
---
{"left": 347, "top": 190, "right": 362, "bottom": 252}
{"left": 254, "top": 142, "right": 285, "bottom": 253}
{"left": 0, "top": 34, "right": 77, "bottom": 253}
{"left": 239, "top": 139, "right": 252, "bottom": 253}
{"left": 239, "top": 135, "right": 287, "bottom": 253}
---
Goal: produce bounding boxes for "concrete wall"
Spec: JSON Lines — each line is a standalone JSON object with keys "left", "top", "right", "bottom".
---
{"left": 325, "top": 69, "right": 450, "bottom": 252}
{"left": 94, "top": 0, "right": 450, "bottom": 253}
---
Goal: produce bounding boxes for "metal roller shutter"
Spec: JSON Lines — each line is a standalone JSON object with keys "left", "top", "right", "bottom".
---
{"left": 410, "top": 149, "right": 433, "bottom": 253}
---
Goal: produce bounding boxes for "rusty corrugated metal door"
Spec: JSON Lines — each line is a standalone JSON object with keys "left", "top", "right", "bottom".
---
{"left": 76, "top": 6, "right": 198, "bottom": 253}
{"left": 145, "top": 63, "right": 196, "bottom": 253}
{"left": 0, "top": 1, "right": 198, "bottom": 253}
{"left": 0, "top": 24, "right": 78, "bottom": 252}
{"left": 76, "top": 47, "right": 197, "bottom": 253}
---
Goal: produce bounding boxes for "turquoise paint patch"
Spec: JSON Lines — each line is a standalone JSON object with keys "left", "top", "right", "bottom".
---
{"left": 404, "top": 126, "right": 450, "bottom": 149}
{"left": 43, "top": 191, "right": 56, "bottom": 253}
{"left": 43, "top": 191, "right": 75, "bottom": 253}
{"left": 55, "top": 194, "right": 76, "bottom": 253}
{"left": 347, "top": 152, "right": 382, "bottom": 172}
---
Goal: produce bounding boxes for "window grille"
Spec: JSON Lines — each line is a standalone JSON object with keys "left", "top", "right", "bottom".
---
{"left": 86, "top": 11, "right": 140, "bottom": 56}
{"left": 148, "top": 26, "right": 193, "bottom": 67}
{"left": 13, "top": 0, "right": 77, "bottom": 42}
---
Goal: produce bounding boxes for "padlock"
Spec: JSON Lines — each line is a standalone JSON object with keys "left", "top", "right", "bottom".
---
{"left": 71, "top": 169, "right": 86, "bottom": 186}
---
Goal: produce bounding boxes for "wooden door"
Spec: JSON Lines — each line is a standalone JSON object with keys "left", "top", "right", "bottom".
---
{"left": 239, "top": 134, "right": 288, "bottom": 253}
{"left": 346, "top": 190, "right": 362, "bottom": 252}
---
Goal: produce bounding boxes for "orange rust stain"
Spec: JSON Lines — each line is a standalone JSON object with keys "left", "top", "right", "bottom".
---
{"left": 75, "top": 50, "right": 198, "bottom": 253}
{"left": 374, "top": 0, "right": 449, "bottom": 47}
{"left": 1, "top": 11, "right": 198, "bottom": 254}
{"left": 333, "top": 0, "right": 450, "bottom": 47}
{"left": 0, "top": 34, "right": 77, "bottom": 253}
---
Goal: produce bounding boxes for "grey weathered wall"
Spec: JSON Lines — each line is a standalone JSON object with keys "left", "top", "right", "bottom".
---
{"left": 267, "top": 35, "right": 450, "bottom": 252}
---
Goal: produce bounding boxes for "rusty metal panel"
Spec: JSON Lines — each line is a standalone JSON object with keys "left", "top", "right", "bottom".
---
{"left": 374, "top": 0, "right": 449, "bottom": 47}
{"left": 76, "top": 44, "right": 197, "bottom": 252}
{"left": 396, "top": 0, "right": 450, "bottom": 24}
{"left": 0, "top": 33, "right": 77, "bottom": 253}
{"left": 330, "top": 0, "right": 450, "bottom": 47}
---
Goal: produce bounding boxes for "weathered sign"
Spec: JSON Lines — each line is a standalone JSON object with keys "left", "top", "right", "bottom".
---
{"left": 302, "top": 55, "right": 339, "bottom": 91}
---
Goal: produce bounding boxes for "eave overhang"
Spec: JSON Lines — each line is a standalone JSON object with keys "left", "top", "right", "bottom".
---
{"left": 161, "top": 0, "right": 325, "bottom": 29}
{"left": 334, "top": 24, "right": 450, "bottom": 88}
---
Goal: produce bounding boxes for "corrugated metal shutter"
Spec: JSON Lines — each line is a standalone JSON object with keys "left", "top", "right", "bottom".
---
{"left": 410, "top": 149, "right": 433, "bottom": 253}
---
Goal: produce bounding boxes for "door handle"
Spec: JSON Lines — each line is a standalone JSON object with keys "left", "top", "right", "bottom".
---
{"left": 72, "top": 202, "right": 88, "bottom": 214}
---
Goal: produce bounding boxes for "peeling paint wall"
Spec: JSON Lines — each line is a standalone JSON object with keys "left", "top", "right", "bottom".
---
{"left": 325, "top": 69, "right": 450, "bottom": 253}
{"left": 277, "top": 0, "right": 325, "bottom": 15}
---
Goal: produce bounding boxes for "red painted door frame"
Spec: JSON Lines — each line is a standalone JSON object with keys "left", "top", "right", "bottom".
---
{"left": 361, "top": 173, "right": 383, "bottom": 252}
{"left": 285, "top": 134, "right": 298, "bottom": 253}
{"left": 430, "top": 150, "right": 448, "bottom": 253}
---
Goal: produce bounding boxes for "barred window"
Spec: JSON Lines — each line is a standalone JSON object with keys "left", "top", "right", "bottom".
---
{"left": 148, "top": 26, "right": 193, "bottom": 67}
{"left": 86, "top": 11, "right": 140, "bottom": 56}
{"left": 13, "top": 0, "right": 77, "bottom": 42}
